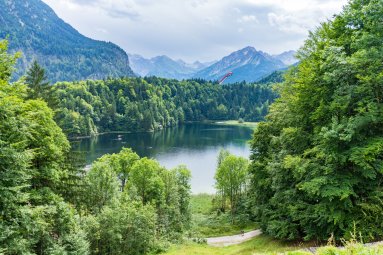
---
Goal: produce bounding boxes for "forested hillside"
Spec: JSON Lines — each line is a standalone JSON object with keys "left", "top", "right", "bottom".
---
{"left": 250, "top": 0, "right": 383, "bottom": 241}
{"left": 53, "top": 78, "right": 276, "bottom": 137}
{"left": 257, "top": 70, "right": 285, "bottom": 84}
{"left": 0, "top": 0, "right": 135, "bottom": 82}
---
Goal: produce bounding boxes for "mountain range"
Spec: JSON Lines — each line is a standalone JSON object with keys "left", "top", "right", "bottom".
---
{"left": 129, "top": 48, "right": 296, "bottom": 83}
{"left": 0, "top": 0, "right": 297, "bottom": 84}
{"left": 0, "top": 0, "right": 134, "bottom": 82}
{"left": 192, "top": 47, "right": 296, "bottom": 83}
{"left": 128, "top": 54, "right": 214, "bottom": 80}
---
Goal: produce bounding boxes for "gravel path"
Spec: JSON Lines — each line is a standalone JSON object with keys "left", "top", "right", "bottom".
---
{"left": 206, "top": 230, "right": 262, "bottom": 247}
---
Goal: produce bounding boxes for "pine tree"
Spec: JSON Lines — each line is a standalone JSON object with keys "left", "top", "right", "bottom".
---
{"left": 25, "top": 60, "right": 57, "bottom": 107}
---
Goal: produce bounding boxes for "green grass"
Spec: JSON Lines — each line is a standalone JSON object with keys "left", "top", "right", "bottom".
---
{"left": 212, "top": 120, "right": 258, "bottom": 129}
{"left": 163, "top": 235, "right": 383, "bottom": 255}
{"left": 190, "top": 194, "right": 257, "bottom": 237}
{"left": 174, "top": 195, "right": 383, "bottom": 255}
{"left": 192, "top": 213, "right": 258, "bottom": 237}
{"left": 163, "top": 235, "right": 306, "bottom": 255}
{"left": 190, "top": 193, "right": 214, "bottom": 215}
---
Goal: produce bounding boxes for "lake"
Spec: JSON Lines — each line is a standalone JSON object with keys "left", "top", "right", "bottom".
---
{"left": 73, "top": 123, "right": 254, "bottom": 194}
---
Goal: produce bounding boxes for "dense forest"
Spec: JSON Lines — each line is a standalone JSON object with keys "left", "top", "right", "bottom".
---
{"left": 0, "top": 40, "right": 191, "bottom": 254}
{"left": 249, "top": 0, "right": 383, "bottom": 241}
{"left": 257, "top": 70, "right": 285, "bottom": 84}
{"left": 53, "top": 77, "right": 276, "bottom": 137}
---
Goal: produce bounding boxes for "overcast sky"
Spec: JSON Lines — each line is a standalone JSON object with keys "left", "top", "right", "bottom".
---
{"left": 42, "top": 0, "right": 348, "bottom": 62}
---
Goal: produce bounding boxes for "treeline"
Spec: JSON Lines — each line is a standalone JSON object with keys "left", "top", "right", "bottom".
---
{"left": 0, "top": 40, "right": 191, "bottom": 254}
{"left": 53, "top": 77, "right": 276, "bottom": 137}
{"left": 249, "top": 0, "right": 383, "bottom": 242}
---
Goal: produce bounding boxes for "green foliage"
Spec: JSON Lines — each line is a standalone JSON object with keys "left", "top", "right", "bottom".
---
{"left": 52, "top": 77, "right": 277, "bottom": 137}
{"left": 129, "top": 158, "right": 165, "bottom": 205}
{"left": 174, "top": 165, "right": 192, "bottom": 227}
{"left": 84, "top": 161, "right": 120, "bottom": 214}
{"left": 190, "top": 194, "right": 257, "bottom": 238}
{"left": 25, "top": 60, "right": 57, "bottom": 108}
{"left": 250, "top": 0, "right": 383, "bottom": 241}
{"left": 0, "top": 40, "right": 20, "bottom": 82}
{"left": 0, "top": 39, "right": 89, "bottom": 254}
{"left": 257, "top": 70, "right": 285, "bottom": 85}
{"left": 83, "top": 203, "right": 156, "bottom": 255}
{"left": 25, "top": 61, "right": 49, "bottom": 98}
{"left": 215, "top": 151, "right": 249, "bottom": 219}
{"left": 81, "top": 147, "right": 192, "bottom": 254}
{"left": 217, "top": 149, "right": 231, "bottom": 169}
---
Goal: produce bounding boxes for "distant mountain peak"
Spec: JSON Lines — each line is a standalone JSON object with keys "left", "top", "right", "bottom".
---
{"left": 193, "top": 46, "right": 288, "bottom": 84}
{"left": 241, "top": 46, "right": 257, "bottom": 52}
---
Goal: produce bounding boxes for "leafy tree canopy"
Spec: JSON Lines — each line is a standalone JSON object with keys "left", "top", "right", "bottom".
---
{"left": 250, "top": 0, "right": 383, "bottom": 241}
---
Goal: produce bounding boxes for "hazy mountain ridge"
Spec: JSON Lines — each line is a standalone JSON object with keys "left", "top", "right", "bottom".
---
{"left": 273, "top": 50, "right": 298, "bottom": 65}
{"left": 0, "top": 0, "right": 135, "bottom": 82}
{"left": 128, "top": 54, "right": 213, "bottom": 79}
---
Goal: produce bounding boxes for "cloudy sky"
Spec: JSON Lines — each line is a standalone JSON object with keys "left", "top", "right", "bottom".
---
{"left": 42, "top": 0, "right": 348, "bottom": 62}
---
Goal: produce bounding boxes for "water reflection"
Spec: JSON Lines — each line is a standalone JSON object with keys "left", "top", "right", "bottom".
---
{"left": 73, "top": 123, "right": 253, "bottom": 193}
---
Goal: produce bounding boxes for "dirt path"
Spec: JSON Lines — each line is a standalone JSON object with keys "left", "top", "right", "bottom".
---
{"left": 206, "top": 230, "right": 262, "bottom": 247}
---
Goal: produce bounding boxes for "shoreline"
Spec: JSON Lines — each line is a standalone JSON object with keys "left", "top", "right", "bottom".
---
{"left": 69, "top": 120, "right": 258, "bottom": 140}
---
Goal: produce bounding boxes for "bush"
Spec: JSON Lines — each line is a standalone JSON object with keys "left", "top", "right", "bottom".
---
{"left": 83, "top": 202, "right": 157, "bottom": 255}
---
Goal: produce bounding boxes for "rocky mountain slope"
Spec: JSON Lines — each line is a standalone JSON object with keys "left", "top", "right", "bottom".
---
{"left": 193, "top": 47, "right": 292, "bottom": 84}
{"left": 0, "top": 0, "right": 135, "bottom": 82}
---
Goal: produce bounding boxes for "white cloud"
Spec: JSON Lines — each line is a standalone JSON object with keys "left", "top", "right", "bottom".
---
{"left": 252, "top": 0, "right": 347, "bottom": 35}
{"left": 58, "top": 0, "right": 140, "bottom": 19}
{"left": 96, "top": 28, "right": 108, "bottom": 34}
{"left": 268, "top": 13, "right": 311, "bottom": 34}
{"left": 245, "top": 0, "right": 346, "bottom": 12}
{"left": 190, "top": 0, "right": 209, "bottom": 8}
{"left": 237, "top": 15, "right": 259, "bottom": 24}
{"left": 42, "top": 0, "right": 348, "bottom": 62}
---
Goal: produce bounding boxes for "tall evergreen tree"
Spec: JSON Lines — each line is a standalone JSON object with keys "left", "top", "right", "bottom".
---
{"left": 25, "top": 60, "right": 57, "bottom": 107}
{"left": 25, "top": 61, "right": 49, "bottom": 98}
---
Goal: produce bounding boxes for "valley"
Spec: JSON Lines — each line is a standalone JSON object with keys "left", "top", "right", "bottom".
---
{"left": 1, "top": 0, "right": 383, "bottom": 255}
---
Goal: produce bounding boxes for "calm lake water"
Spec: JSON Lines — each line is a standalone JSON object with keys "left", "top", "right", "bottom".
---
{"left": 73, "top": 123, "right": 254, "bottom": 194}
